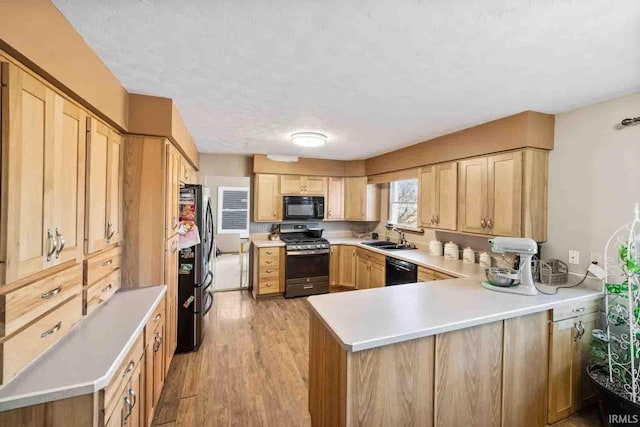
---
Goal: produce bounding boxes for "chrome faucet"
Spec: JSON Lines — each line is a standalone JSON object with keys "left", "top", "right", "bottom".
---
{"left": 391, "top": 227, "right": 407, "bottom": 246}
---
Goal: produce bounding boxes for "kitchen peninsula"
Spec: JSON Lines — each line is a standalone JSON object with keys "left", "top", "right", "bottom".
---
{"left": 306, "top": 262, "right": 603, "bottom": 427}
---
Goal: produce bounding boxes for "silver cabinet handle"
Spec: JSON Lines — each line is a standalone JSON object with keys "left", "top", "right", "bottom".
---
{"left": 128, "top": 387, "right": 137, "bottom": 410}
{"left": 572, "top": 307, "right": 586, "bottom": 313}
{"left": 154, "top": 332, "right": 163, "bottom": 352}
{"left": 106, "top": 222, "right": 115, "bottom": 243}
{"left": 154, "top": 313, "right": 162, "bottom": 322}
{"left": 41, "top": 321, "right": 62, "bottom": 338}
{"left": 42, "top": 286, "right": 62, "bottom": 299}
{"left": 122, "top": 360, "right": 135, "bottom": 378}
{"left": 102, "top": 259, "right": 113, "bottom": 267}
{"left": 46, "top": 229, "right": 58, "bottom": 261}
{"left": 123, "top": 396, "right": 132, "bottom": 421}
{"left": 574, "top": 320, "right": 585, "bottom": 341}
{"left": 102, "top": 283, "right": 113, "bottom": 293}
{"left": 55, "top": 229, "right": 65, "bottom": 258}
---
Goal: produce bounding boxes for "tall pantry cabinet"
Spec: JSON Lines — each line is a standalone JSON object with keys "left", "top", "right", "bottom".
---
{"left": 122, "top": 135, "right": 197, "bottom": 374}
{"left": 0, "top": 57, "right": 124, "bottom": 385}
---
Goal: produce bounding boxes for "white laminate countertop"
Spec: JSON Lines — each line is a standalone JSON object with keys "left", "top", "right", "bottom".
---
{"left": 307, "top": 278, "right": 603, "bottom": 352}
{"left": 0, "top": 285, "right": 166, "bottom": 412}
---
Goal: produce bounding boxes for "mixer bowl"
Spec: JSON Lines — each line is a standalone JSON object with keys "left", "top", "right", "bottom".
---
{"left": 485, "top": 267, "right": 520, "bottom": 287}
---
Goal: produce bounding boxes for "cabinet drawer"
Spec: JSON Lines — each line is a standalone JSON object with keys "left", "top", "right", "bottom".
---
{"left": 0, "top": 294, "right": 82, "bottom": 385}
{"left": 356, "top": 248, "right": 385, "bottom": 266}
{"left": 553, "top": 299, "right": 601, "bottom": 322}
{"left": 258, "top": 247, "right": 280, "bottom": 259}
{"left": 258, "top": 265, "right": 279, "bottom": 279}
{"left": 84, "top": 269, "right": 121, "bottom": 315}
{"left": 85, "top": 246, "right": 122, "bottom": 286}
{"left": 145, "top": 297, "right": 166, "bottom": 347}
{"left": 418, "top": 266, "right": 455, "bottom": 282}
{"left": 258, "top": 279, "right": 280, "bottom": 294}
{"left": 104, "top": 332, "right": 144, "bottom": 419}
{"left": 259, "top": 256, "right": 279, "bottom": 267}
{"left": 0, "top": 265, "right": 82, "bottom": 337}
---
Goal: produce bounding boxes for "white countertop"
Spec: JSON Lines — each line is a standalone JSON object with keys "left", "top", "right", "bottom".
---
{"left": 307, "top": 278, "right": 603, "bottom": 352}
{"left": 0, "top": 285, "right": 166, "bottom": 411}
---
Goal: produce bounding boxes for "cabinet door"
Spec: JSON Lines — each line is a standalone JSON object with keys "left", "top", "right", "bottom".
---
{"left": 419, "top": 165, "right": 437, "bottom": 228}
{"left": 303, "top": 176, "right": 326, "bottom": 195}
{"left": 2, "top": 64, "right": 55, "bottom": 282}
{"left": 280, "top": 175, "right": 303, "bottom": 195}
{"left": 124, "top": 359, "right": 144, "bottom": 427}
{"left": 548, "top": 313, "right": 598, "bottom": 423}
{"left": 338, "top": 246, "right": 356, "bottom": 287}
{"left": 487, "top": 152, "right": 522, "bottom": 237}
{"left": 51, "top": 100, "right": 87, "bottom": 265}
{"left": 164, "top": 236, "right": 178, "bottom": 373}
{"left": 105, "top": 393, "right": 125, "bottom": 427}
{"left": 355, "top": 256, "right": 370, "bottom": 290}
{"left": 370, "top": 262, "right": 385, "bottom": 288}
{"left": 329, "top": 245, "right": 340, "bottom": 286}
{"left": 165, "top": 143, "right": 180, "bottom": 237}
{"left": 326, "top": 177, "right": 344, "bottom": 220}
{"left": 458, "top": 157, "right": 488, "bottom": 234}
{"left": 436, "top": 162, "right": 458, "bottom": 231}
{"left": 144, "top": 343, "right": 154, "bottom": 426}
{"left": 106, "top": 131, "right": 123, "bottom": 245}
{"left": 344, "top": 177, "right": 366, "bottom": 220}
{"left": 254, "top": 174, "right": 281, "bottom": 221}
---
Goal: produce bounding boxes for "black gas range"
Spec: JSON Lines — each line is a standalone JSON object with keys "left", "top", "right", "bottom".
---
{"left": 280, "top": 224, "right": 330, "bottom": 298}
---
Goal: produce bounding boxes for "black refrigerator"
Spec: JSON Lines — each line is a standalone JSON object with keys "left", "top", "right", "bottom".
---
{"left": 177, "top": 184, "right": 214, "bottom": 352}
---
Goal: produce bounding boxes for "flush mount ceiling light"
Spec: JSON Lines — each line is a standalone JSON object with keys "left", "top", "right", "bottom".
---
{"left": 266, "top": 154, "right": 299, "bottom": 162}
{"left": 291, "top": 132, "right": 327, "bottom": 147}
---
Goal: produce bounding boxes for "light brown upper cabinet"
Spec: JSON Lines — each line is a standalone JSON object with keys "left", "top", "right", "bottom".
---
{"left": 344, "top": 177, "right": 380, "bottom": 221}
{"left": 86, "top": 117, "right": 123, "bottom": 254}
{"left": 254, "top": 174, "right": 282, "bottom": 222}
{"left": 458, "top": 149, "right": 546, "bottom": 240}
{"left": 280, "top": 175, "right": 326, "bottom": 195}
{"left": 165, "top": 143, "right": 180, "bottom": 238}
{"left": 0, "top": 62, "right": 86, "bottom": 284}
{"left": 326, "top": 177, "right": 345, "bottom": 220}
{"left": 419, "top": 162, "right": 457, "bottom": 230}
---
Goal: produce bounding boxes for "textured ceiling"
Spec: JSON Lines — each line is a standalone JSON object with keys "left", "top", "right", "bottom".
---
{"left": 53, "top": 0, "right": 640, "bottom": 160}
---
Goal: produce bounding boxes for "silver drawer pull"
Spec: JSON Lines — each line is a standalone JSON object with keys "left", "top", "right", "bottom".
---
{"left": 572, "top": 307, "right": 586, "bottom": 313}
{"left": 101, "top": 259, "right": 113, "bottom": 267}
{"left": 102, "top": 283, "right": 113, "bottom": 293}
{"left": 154, "top": 313, "right": 162, "bottom": 322}
{"left": 122, "top": 360, "right": 135, "bottom": 378}
{"left": 265, "top": 269, "right": 273, "bottom": 273}
{"left": 303, "top": 285, "right": 314, "bottom": 289}
{"left": 42, "top": 286, "right": 62, "bottom": 299}
{"left": 41, "top": 321, "right": 62, "bottom": 338}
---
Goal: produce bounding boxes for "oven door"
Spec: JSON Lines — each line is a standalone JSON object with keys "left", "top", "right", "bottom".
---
{"left": 283, "top": 196, "right": 324, "bottom": 220}
{"left": 285, "top": 249, "right": 330, "bottom": 284}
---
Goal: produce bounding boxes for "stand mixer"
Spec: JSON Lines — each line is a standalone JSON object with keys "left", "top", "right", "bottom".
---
{"left": 481, "top": 237, "right": 538, "bottom": 296}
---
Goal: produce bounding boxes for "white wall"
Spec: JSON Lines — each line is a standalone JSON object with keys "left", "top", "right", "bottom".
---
{"left": 545, "top": 92, "right": 640, "bottom": 273}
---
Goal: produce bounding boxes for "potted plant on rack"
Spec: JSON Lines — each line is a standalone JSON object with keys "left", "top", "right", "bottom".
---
{"left": 589, "top": 204, "right": 640, "bottom": 426}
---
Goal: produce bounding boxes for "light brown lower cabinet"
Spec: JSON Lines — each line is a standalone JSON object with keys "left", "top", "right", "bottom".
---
{"left": 309, "top": 311, "right": 550, "bottom": 427}
{"left": 338, "top": 246, "right": 356, "bottom": 288}
{"left": 418, "top": 266, "right": 455, "bottom": 282}
{"left": 548, "top": 311, "right": 598, "bottom": 423}
{"left": 354, "top": 249, "right": 385, "bottom": 289}
{"left": 329, "top": 245, "right": 341, "bottom": 286}
{"left": 105, "top": 356, "right": 144, "bottom": 427}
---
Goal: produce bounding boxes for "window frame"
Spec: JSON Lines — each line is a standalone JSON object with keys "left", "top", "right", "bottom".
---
{"left": 216, "top": 186, "right": 250, "bottom": 235}
{"left": 388, "top": 179, "right": 419, "bottom": 228}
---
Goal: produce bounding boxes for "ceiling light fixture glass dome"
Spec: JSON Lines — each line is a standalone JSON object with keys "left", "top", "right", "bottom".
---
{"left": 291, "top": 132, "right": 327, "bottom": 147}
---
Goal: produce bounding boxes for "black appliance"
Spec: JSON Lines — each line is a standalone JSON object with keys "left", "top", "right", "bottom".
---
{"left": 385, "top": 257, "right": 418, "bottom": 286}
{"left": 280, "top": 223, "right": 330, "bottom": 298}
{"left": 177, "top": 184, "right": 214, "bottom": 353}
{"left": 283, "top": 196, "right": 324, "bottom": 221}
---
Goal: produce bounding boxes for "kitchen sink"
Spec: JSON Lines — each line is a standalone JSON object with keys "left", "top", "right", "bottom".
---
{"left": 361, "top": 241, "right": 416, "bottom": 251}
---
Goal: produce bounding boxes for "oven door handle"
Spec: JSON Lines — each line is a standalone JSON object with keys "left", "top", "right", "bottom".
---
{"left": 287, "top": 250, "right": 330, "bottom": 256}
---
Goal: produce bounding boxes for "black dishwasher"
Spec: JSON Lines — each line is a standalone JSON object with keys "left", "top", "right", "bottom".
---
{"left": 385, "top": 257, "right": 418, "bottom": 286}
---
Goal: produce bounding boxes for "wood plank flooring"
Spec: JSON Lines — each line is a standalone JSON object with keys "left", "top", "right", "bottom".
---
{"left": 152, "top": 290, "right": 602, "bottom": 427}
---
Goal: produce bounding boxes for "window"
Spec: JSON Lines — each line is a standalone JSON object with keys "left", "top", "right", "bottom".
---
{"left": 217, "top": 186, "right": 250, "bottom": 234}
{"left": 389, "top": 179, "right": 418, "bottom": 228}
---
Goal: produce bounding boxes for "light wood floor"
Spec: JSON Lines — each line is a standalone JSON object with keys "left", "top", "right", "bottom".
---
{"left": 152, "top": 290, "right": 602, "bottom": 427}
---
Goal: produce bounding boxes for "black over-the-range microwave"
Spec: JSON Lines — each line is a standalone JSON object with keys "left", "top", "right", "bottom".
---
{"left": 282, "top": 196, "right": 324, "bottom": 221}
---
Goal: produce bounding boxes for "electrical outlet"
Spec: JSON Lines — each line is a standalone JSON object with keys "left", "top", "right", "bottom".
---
{"left": 590, "top": 252, "right": 601, "bottom": 265}
{"left": 568, "top": 250, "right": 580, "bottom": 265}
